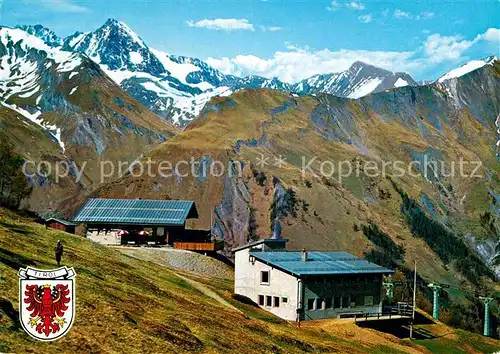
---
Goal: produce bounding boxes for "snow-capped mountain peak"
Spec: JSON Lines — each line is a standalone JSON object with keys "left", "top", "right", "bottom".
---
{"left": 9, "top": 20, "right": 420, "bottom": 126}
{"left": 104, "top": 18, "right": 147, "bottom": 48}
{"left": 294, "top": 61, "right": 417, "bottom": 98}
{"left": 12, "top": 20, "right": 495, "bottom": 128}
{"left": 349, "top": 61, "right": 388, "bottom": 75}
{"left": 63, "top": 18, "right": 163, "bottom": 75}
{"left": 263, "top": 77, "right": 292, "bottom": 91}
{"left": 437, "top": 56, "right": 498, "bottom": 83}
{"left": 58, "top": 19, "right": 243, "bottom": 125}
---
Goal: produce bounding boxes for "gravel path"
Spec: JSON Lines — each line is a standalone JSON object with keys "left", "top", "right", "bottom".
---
{"left": 173, "top": 272, "right": 241, "bottom": 312}
{"left": 116, "top": 246, "right": 234, "bottom": 280}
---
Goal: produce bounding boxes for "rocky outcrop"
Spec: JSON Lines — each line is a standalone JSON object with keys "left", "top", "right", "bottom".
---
{"left": 214, "top": 162, "right": 253, "bottom": 253}
{"left": 465, "top": 234, "right": 500, "bottom": 279}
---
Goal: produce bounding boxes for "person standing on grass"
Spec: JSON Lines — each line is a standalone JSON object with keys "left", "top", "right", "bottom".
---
{"left": 55, "top": 240, "right": 63, "bottom": 266}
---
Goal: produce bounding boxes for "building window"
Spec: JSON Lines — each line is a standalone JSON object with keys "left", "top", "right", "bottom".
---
{"left": 342, "top": 296, "right": 350, "bottom": 308}
{"left": 260, "top": 271, "right": 270, "bottom": 284}
{"left": 307, "top": 298, "right": 315, "bottom": 311}
{"left": 364, "top": 296, "right": 374, "bottom": 306}
{"left": 258, "top": 295, "right": 264, "bottom": 306}
{"left": 274, "top": 296, "right": 280, "bottom": 307}
{"left": 318, "top": 298, "right": 325, "bottom": 310}
{"left": 282, "top": 297, "right": 288, "bottom": 303}
{"left": 325, "top": 298, "right": 332, "bottom": 309}
{"left": 334, "top": 297, "right": 341, "bottom": 309}
{"left": 266, "top": 295, "right": 272, "bottom": 307}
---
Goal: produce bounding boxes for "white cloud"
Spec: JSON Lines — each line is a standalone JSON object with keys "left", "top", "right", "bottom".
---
{"left": 326, "top": 1, "right": 340, "bottom": 11}
{"left": 392, "top": 10, "right": 434, "bottom": 20}
{"left": 346, "top": 1, "right": 365, "bottom": 10}
{"left": 260, "top": 26, "right": 283, "bottom": 32}
{"left": 423, "top": 34, "right": 474, "bottom": 63}
{"left": 416, "top": 11, "right": 434, "bottom": 20}
{"left": 479, "top": 28, "right": 500, "bottom": 42}
{"left": 205, "top": 28, "right": 499, "bottom": 83}
{"left": 26, "top": 0, "right": 89, "bottom": 13}
{"left": 206, "top": 46, "right": 417, "bottom": 83}
{"left": 423, "top": 28, "right": 499, "bottom": 63}
{"left": 187, "top": 18, "right": 255, "bottom": 31}
{"left": 394, "top": 9, "right": 411, "bottom": 19}
{"left": 327, "top": 1, "right": 365, "bottom": 11}
{"left": 358, "top": 14, "right": 372, "bottom": 23}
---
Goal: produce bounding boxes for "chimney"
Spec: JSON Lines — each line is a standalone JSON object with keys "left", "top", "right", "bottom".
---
{"left": 301, "top": 249, "right": 308, "bottom": 262}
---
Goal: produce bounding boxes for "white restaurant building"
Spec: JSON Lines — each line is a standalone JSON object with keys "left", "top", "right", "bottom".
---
{"left": 233, "top": 239, "right": 393, "bottom": 321}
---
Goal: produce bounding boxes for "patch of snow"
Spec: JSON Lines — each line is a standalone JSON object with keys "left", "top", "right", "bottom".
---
{"left": 0, "top": 55, "right": 39, "bottom": 100}
{"left": 394, "top": 78, "right": 408, "bottom": 87}
{"left": 100, "top": 65, "right": 161, "bottom": 85}
{"left": 129, "top": 51, "right": 143, "bottom": 65}
{"left": 140, "top": 79, "right": 231, "bottom": 125}
{"left": 53, "top": 128, "right": 65, "bottom": 153}
{"left": 69, "top": 87, "right": 78, "bottom": 95}
{"left": 1, "top": 101, "right": 42, "bottom": 124}
{"left": 0, "top": 28, "right": 82, "bottom": 78}
{"left": 103, "top": 59, "right": 226, "bottom": 124}
{"left": 218, "top": 87, "right": 232, "bottom": 97}
{"left": 0, "top": 27, "right": 49, "bottom": 52}
{"left": 53, "top": 53, "right": 82, "bottom": 73}
{"left": 437, "top": 57, "right": 497, "bottom": 83}
{"left": 173, "top": 85, "right": 231, "bottom": 121}
{"left": 347, "top": 77, "right": 383, "bottom": 98}
{"left": 151, "top": 49, "right": 201, "bottom": 86}
{"left": 69, "top": 71, "right": 78, "bottom": 79}
{"left": 440, "top": 79, "right": 462, "bottom": 107}
{"left": 69, "top": 32, "right": 87, "bottom": 47}
{"left": 191, "top": 81, "right": 214, "bottom": 91}
{"left": 496, "top": 114, "right": 500, "bottom": 154}
{"left": 141, "top": 81, "right": 188, "bottom": 98}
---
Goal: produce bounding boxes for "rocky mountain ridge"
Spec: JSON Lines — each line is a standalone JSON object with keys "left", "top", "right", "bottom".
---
{"left": 96, "top": 58, "right": 500, "bottom": 284}
{"left": 13, "top": 19, "right": 420, "bottom": 126}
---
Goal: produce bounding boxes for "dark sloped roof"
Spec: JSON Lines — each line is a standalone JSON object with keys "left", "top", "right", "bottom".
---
{"left": 72, "top": 198, "right": 198, "bottom": 226}
{"left": 250, "top": 251, "right": 393, "bottom": 277}
{"left": 232, "top": 238, "right": 288, "bottom": 252}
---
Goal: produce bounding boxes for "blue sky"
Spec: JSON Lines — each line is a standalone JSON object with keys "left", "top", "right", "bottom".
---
{"left": 1, "top": 0, "right": 499, "bottom": 82}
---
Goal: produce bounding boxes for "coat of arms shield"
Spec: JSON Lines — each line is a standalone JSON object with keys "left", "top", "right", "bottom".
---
{"left": 18, "top": 266, "right": 76, "bottom": 341}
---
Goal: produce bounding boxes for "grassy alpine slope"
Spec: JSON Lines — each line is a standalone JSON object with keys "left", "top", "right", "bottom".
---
{"left": 1, "top": 208, "right": 499, "bottom": 353}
